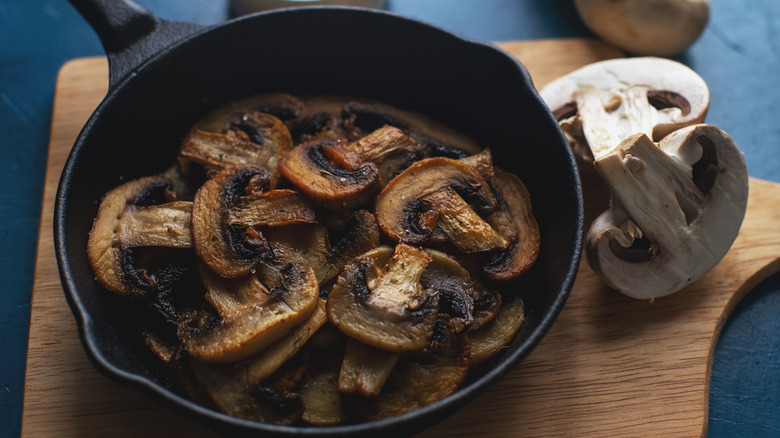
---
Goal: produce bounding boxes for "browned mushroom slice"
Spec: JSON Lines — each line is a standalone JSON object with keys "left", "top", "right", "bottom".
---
{"left": 298, "top": 325, "right": 350, "bottom": 425}
{"left": 459, "top": 147, "right": 495, "bottom": 180}
{"left": 468, "top": 296, "right": 525, "bottom": 366}
{"left": 196, "top": 93, "right": 307, "bottom": 132}
{"left": 326, "top": 243, "right": 440, "bottom": 352}
{"left": 189, "top": 299, "right": 327, "bottom": 423}
{"left": 278, "top": 138, "right": 381, "bottom": 210}
{"left": 374, "top": 157, "right": 499, "bottom": 247}
{"left": 180, "top": 111, "right": 292, "bottom": 187}
{"left": 192, "top": 165, "right": 275, "bottom": 278}
{"left": 482, "top": 168, "right": 541, "bottom": 282}
{"left": 179, "top": 263, "right": 319, "bottom": 363}
{"left": 422, "top": 187, "right": 510, "bottom": 253}
{"left": 341, "top": 100, "right": 482, "bottom": 158}
{"left": 339, "top": 125, "right": 424, "bottom": 185}
{"left": 338, "top": 338, "right": 400, "bottom": 398}
{"left": 259, "top": 209, "right": 380, "bottom": 287}
{"left": 346, "top": 329, "right": 470, "bottom": 421}
{"left": 87, "top": 176, "right": 193, "bottom": 298}
{"left": 227, "top": 189, "right": 317, "bottom": 228}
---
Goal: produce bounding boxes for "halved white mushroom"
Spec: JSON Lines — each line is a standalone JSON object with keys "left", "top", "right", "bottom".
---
{"left": 585, "top": 124, "right": 748, "bottom": 299}
{"left": 540, "top": 57, "right": 709, "bottom": 163}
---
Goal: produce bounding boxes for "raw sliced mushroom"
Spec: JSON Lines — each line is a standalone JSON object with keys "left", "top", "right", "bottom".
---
{"left": 374, "top": 157, "right": 500, "bottom": 248}
{"left": 87, "top": 176, "right": 193, "bottom": 297}
{"left": 180, "top": 110, "right": 293, "bottom": 187}
{"left": 179, "top": 263, "right": 319, "bottom": 363}
{"left": 540, "top": 57, "right": 709, "bottom": 162}
{"left": 278, "top": 137, "right": 381, "bottom": 210}
{"left": 468, "top": 296, "right": 524, "bottom": 366}
{"left": 482, "top": 168, "right": 541, "bottom": 282}
{"left": 326, "top": 243, "right": 440, "bottom": 352}
{"left": 585, "top": 124, "right": 748, "bottom": 299}
{"left": 192, "top": 165, "right": 274, "bottom": 278}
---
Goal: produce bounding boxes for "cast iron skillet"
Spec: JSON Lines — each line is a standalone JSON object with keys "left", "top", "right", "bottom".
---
{"left": 56, "top": 0, "right": 584, "bottom": 435}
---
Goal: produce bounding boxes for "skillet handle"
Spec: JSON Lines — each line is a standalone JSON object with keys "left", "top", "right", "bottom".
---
{"left": 69, "top": 0, "right": 204, "bottom": 90}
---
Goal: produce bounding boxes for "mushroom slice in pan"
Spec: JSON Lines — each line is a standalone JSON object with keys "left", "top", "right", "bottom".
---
{"left": 482, "top": 168, "right": 541, "bottom": 282}
{"left": 339, "top": 125, "right": 424, "bottom": 185}
{"left": 227, "top": 189, "right": 317, "bottom": 228}
{"left": 586, "top": 124, "right": 748, "bottom": 299}
{"left": 342, "top": 100, "right": 482, "bottom": 158}
{"left": 192, "top": 165, "right": 274, "bottom": 279}
{"left": 338, "top": 338, "right": 400, "bottom": 398}
{"left": 346, "top": 326, "right": 470, "bottom": 421}
{"left": 87, "top": 176, "right": 193, "bottom": 298}
{"left": 260, "top": 209, "right": 381, "bottom": 286}
{"left": 326, "top": 243, "right": 440, "bottom": 353}
{"left": 298, "top": 325, "right": 350, "bottom": 425}
{"left": 540, "top": 57, "right": 709, "bottom": 162}
{"left": 180, "top": 110, "right": 293, "bottom": 187}
{"left": 180, "top": 263, "right": 319, "bottom": 363}
{"left": 278, "top": 138, "right": 381, "bottom": 210}
{"left": 190, "top": 298, "right": 327, "bottom": 403}
{"left": 468, "top": 296, "right": 524, "bottom": 366}
{"left": 459, "top": 147, "right": 495, "bottom": 181}
{"left": 374, "top": 157, "right": 501, "bottom": 249}
{"left": 196, "top": 93, "right": 307, "bottom": 132}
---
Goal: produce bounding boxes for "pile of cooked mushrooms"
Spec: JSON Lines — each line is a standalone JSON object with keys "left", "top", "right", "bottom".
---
{"left": 541, "top": 57, "right": 748, "bottom": 300}
{"left": 87, "top": 93, "right": 539, "bottom": 425}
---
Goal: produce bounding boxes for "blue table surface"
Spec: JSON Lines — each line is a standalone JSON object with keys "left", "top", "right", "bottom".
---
{"left": 1, "top": 1, "right": 778, "bottom": 436}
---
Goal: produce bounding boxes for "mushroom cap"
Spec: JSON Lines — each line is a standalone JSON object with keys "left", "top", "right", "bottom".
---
{"left": 575, "top": 0, "right": 710, "bottom": 56}
{"left": 585, "top": 124, "right": 748, "bottom": 299}
{"left": 540, "top": 57, "right": 709, "bottom": 162}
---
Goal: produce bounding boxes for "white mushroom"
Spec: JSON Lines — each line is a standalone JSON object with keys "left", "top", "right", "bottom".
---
{"left": 585, "top": 124, "right": 748, "bottom": 299}
{"left": 574, "top": 0, "right": 710, "bottom": 56}
{"left": 540, "top": 57, "right": 709, "bottom": 163}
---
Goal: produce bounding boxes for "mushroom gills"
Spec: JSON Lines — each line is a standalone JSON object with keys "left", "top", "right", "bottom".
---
{"left": 326, "top": 244, "right": 440, "bottom": 353}
{"left": 586, "top": 124, "right": 748, "bottom": 299}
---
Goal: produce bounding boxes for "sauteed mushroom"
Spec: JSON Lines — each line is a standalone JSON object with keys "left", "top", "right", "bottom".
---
{"left": 87, "top": 176, "right": 193, "bottom": 298}
{"left": 181, "top": 110, "right": 293, "bottom": 187}
{"left": 190, "top": 300, "right": 327, "bottom": 424}
{"left": 279, "top": 137, "right": 381, "bottom": 210}
{"left": 192, "top": 165, "right": 274, "bottom": 278}
{"left": 326, "top": 243, "right": 440, "bottom": 352}
{"left": 180, "top": 263, "right": 319, "bottom": 363}
{"left": 482, "top": 168, "right": 541, "bottom": 282}
{"left": 375, "top": 157, "right": 502, "bottom": 251}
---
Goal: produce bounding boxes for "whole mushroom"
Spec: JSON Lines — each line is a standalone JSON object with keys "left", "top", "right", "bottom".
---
{"left": 575, "top": 0, "right": 710, "bottom": 56}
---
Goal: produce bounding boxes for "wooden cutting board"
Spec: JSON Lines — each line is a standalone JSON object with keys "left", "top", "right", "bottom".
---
{"left": 22, "top": 38, "right": 780, "bottom": 437}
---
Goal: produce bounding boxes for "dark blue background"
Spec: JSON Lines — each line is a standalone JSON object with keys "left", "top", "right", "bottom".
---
{"left": 1, "top": 1, "right": 778, "bottom": 436}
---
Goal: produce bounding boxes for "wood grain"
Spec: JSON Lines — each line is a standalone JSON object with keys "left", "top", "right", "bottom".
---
{"left": 22, "top": 39, "right": 780, "bottom": 437}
